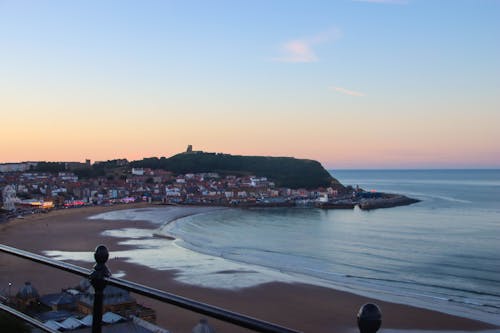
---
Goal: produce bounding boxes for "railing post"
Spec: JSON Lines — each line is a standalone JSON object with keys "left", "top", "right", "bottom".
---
{"left": 357, "top": 303, "right": 382, "bottom": 333}
{"left": 89, "top": 245, "right": 111, "bottom": 333}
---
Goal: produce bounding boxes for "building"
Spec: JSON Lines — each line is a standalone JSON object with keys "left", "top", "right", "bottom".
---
{"left": 131, "top": 168, "right": 145, "bottom": 176}
{"left": 185, "top": 145, "right": 202, "bottom": 154}
{"left": 77, "top": 284, "right": 155, "bottom": 322}
{"left": 40, "top": 289, "right": 79, "bottom": 311}
{"left": 0, "top": 162, "right": 37, "bottom": 173}
{"left": 14, "top": 281, "right": 40, "bottom": 309}
{"left": 33, "top": 314, "right": 170, "bottom": 333}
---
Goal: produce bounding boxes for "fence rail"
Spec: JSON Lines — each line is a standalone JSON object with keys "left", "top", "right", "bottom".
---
{"left": 0, "top": 302, "right": 59, "bottom": 333}
{"left": 0, "top": 243, "right": 382, "bottom": 333}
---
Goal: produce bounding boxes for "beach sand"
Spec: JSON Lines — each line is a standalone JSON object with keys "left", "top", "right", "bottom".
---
{"left": 0, "top": 204, "right": 497, "bottom": 333}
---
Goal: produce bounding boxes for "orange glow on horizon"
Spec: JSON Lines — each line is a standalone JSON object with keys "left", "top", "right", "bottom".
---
{"left": 1, "top": 90, "right": 499, "bottom": 168}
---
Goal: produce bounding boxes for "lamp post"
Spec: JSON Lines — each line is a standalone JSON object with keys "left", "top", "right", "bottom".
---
{"left": 8, "top": 282, "right": 12, "bottom": 298}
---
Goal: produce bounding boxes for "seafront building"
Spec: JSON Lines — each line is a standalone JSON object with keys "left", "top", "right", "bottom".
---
{"left": 0, "top": 160, "right": 347, "bottom": 218}
{"left": 1, "top": 280, "right": 168, "bottom": 333}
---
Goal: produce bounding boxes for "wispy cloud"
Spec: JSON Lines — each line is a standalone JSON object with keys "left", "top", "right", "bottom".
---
{"left": 352, "top": 0, "right": 408, "bottom": 4}
{"left": 273, "top": 28, "right": 340, "bottom": 63}
{"left": 279, "top": 40, "right": 318, "bottom": 63}
{"left": 330, "top": 86, "right": 365, "bottom": 97}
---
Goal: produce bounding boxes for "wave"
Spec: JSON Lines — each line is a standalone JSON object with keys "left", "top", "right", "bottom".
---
{"left": 402, "top": 191, "right": 473, "bottom": 203}
{"left": 170, "top": 225, "right": 500, "bottom": 313}
{"left": 149, "top": 202, "right": 500, "bottom": 321}
{"left": 194, "top": 242, "right": 500, "bottom": 295}
{"left": 174, "top": 236, "right": 500, "bottom": 326}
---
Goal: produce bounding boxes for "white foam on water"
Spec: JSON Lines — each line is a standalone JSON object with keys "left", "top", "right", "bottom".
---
{"left": 102, "top": 228, "right": 155, "bottom": 239}
{"left": 44, "top": 250, "right": 94, "bottom": 262}
{"left": 46, "top": 207, "right": 296, "bottom": 290}
{"left": 113, "top": 270, "right": 126, "bottom": 278}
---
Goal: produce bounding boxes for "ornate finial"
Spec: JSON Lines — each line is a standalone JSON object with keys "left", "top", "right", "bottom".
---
{"left": 357, "top": 303, "right": 382, "bottom": 333}
{"left": 90, "top": 245, "right": 111, "bottom": 289}
{"left": 94, "top": 245, "right": 109, "bottom": 264}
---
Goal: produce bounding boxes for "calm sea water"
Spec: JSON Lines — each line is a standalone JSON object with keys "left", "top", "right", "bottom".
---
{"left": 165, "top": 170, "right": 500, "bottom": 323}
{"left": 47, "top": 170, "right": 500, "bottom": 325}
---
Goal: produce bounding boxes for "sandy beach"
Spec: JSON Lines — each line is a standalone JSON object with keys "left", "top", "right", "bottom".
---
{"left": 0, "top": 204, "right": 498, "bottom": 333}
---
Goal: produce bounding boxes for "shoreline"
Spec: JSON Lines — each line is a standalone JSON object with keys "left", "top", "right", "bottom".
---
{"left": 1, "top": 205, "right": 498, "bottom": 332}
{"left": 154, "top": 206, "right": 229, "bottom": 239}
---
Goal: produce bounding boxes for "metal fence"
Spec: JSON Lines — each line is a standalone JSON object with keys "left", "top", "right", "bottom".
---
{"left": 0, "top": 244, "right": 382, "bottom": 333}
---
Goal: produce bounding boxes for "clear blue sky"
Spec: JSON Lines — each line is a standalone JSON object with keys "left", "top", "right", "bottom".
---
{"left": 1, "top": 0, "right": 499, "bottom": 168}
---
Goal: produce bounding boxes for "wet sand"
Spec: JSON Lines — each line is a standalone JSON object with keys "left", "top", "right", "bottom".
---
{"left": 0, "top": 205, "right": 498, "bottom": 333}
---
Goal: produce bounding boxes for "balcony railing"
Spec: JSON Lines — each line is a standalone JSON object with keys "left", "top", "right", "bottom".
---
{"left": 0, "top": 244, "right": 382, "bottom": 333}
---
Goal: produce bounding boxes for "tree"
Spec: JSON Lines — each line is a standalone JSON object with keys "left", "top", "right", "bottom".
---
{"left": 33, "top": 162, "right": 66, "bottom": 173}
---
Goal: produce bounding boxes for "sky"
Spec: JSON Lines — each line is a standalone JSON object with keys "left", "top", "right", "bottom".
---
{"left": 1, "top": 0, "right": 499, "bottom": 169}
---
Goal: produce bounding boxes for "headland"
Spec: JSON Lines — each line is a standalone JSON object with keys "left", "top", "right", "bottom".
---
{"left": 0, "top": 148, "right": 419, "bottom": 222}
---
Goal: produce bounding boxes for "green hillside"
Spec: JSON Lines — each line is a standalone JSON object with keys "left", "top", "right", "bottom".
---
{"left": 130, "top": 152, "right": 344, "bottom": 190}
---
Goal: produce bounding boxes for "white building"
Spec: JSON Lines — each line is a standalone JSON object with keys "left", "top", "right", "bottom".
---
{"left": 165, "top": 187, "right": 181, "bottom": 197}
{"left": 0, "top": 162, "right": 37, "bottom": 173}
{"left": 131, "top": 168, "right": 145, "bottom": 176}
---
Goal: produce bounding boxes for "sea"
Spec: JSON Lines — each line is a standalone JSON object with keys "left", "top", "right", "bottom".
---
{"left": 46, "top": 169, "right": 500, "bottom": 325}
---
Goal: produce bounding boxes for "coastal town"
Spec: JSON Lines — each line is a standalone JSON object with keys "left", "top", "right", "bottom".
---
{"left": 0, "top": 156, "right": 418, "bottom": 220}
{"left": 0, "top": 159, "right": 339, "bottom": 214}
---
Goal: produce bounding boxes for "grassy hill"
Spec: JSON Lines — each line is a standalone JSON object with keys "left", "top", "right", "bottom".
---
{"left": 130, "top": 152, "right": 344, "bottom": 190}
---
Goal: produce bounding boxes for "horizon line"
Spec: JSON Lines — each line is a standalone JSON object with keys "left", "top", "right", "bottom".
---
{"left": 1, "top": 159, "right": 499, "bottom": 172}
{"left": 328, "top": 167, "right": 500, "bottom": 171}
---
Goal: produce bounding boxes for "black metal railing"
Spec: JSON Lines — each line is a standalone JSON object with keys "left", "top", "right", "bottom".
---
{"left": 0, "top": 302, "right": 59, "bottom": 333}
{"left": 0, "top": 244, "right": 382, "bottom": 333}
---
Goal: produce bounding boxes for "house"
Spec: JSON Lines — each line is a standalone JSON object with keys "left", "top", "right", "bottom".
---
{"left": 131, "top": 168, "right": 145, "bottom": 176}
